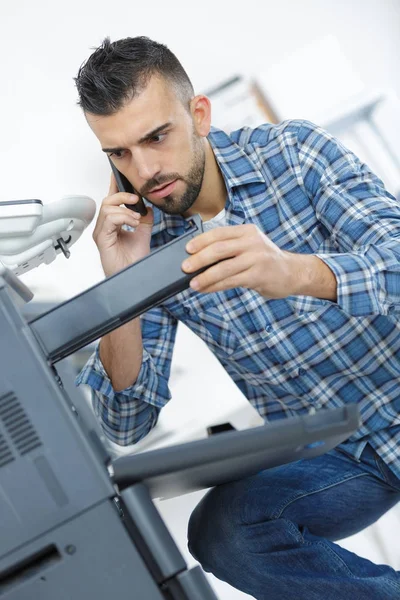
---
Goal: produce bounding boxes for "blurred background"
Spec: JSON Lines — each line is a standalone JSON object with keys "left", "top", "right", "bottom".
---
{"left": 1, "top": 1, "right": 399, "bottom": 597}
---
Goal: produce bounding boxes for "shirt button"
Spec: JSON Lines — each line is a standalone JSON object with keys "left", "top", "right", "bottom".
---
{"left": 298, "top": 367, "right": 306, "bottom": 376}
{"left": 265, "top": 325, "right": 272, "bottom": 333}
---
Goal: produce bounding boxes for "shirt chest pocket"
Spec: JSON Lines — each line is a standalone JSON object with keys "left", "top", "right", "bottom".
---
{"left": 179, "top": 292, "right": 240, "bottom": 356}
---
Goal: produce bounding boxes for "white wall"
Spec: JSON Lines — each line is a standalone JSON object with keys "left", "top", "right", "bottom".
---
{"left": 1, "top": 0, "right": 399, "bottom": 298}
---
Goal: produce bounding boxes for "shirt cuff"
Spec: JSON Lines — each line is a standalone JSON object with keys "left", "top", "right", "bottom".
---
{"left": 316, "top": 252, "right": 383, "bottom": 316}
{"left": 76, "top": 343, "right": 170, "bottom": 409}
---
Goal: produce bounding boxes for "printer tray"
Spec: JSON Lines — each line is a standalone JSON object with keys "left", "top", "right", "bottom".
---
{"left": 112, "top": 405, "right": 360, "bottom": 499}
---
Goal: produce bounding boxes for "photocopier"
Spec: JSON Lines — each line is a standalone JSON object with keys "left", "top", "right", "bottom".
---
{"left": 0, "top": 197, "right": 360, "bottom": 599}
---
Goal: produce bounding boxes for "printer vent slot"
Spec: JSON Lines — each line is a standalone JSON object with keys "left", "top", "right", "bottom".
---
{"left": 0, "top": 392, "right": 42, "bottom": 455}
{"left": 0, "top": 432, "right": 14, "bottom": 468}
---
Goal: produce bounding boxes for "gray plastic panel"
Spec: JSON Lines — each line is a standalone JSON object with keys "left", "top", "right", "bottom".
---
{"left": 165, "top": 567, "right": 218, "bottom": 600}
{"left": 121, "top": 483, "right": 187, "bottom": 583}
{"left": 112, "top": 405, "right": 360, "bottom": 499}
{"left": 0, "top": 500, "right": 165, "bottom": 600}
{"left": 0, "top": 283, "right": 115, "bottom": 560}
{"left": 0, "top": 266, "right": 33, "bottom": 304}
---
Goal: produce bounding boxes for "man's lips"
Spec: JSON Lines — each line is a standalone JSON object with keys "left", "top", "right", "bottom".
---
{"left": 146, "top": 180, "right": 178, "bottom": 199}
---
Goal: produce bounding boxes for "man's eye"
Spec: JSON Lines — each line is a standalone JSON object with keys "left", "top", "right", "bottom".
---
{"left": 109, "top": 150, "right": 125, "bottom": 159}
{"left": 150, "top": 133, "right": 167, "bottom": 144}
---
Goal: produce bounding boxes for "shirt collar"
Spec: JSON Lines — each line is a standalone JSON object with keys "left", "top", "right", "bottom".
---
{"left": 208, "top": 126, "right": 265, "bottom": 189}
{"left": 151, "top": 125, "right": 266, "bottom": 237}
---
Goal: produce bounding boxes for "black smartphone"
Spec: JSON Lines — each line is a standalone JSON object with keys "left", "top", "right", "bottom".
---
{"left": 108, "top": 157, "right": 148, "bottom": 216}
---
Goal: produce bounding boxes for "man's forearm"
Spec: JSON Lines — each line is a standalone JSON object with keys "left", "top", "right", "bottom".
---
{"left": 289, "top": 253, "right": 337, "bottom": 301}
{"left": 99, "top": 318, "right": 143, "bottom": 392}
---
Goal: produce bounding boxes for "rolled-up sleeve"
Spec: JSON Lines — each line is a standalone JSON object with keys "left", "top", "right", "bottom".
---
{"left": 76, "top": 304, "right": 178, "bottom": 445}
{"left": 298, "top": 121, "right": 400, "bottom": 317}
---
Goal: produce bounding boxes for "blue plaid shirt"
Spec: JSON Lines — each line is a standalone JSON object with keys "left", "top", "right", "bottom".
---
{"left": 77, "top": 120, "right": 400, "bottom": 480}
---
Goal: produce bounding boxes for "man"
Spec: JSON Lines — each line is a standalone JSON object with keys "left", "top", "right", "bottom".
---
{"left": 74, "top": 36, "right": 400, "bottom": 599}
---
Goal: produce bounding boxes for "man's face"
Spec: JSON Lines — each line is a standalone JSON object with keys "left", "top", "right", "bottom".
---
{"left": 86, "top": 76, "right": 206, "bottom": 215}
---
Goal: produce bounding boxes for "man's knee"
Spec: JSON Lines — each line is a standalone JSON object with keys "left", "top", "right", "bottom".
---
{"left": 187, "top": 482, "right": 307, "bottom": 572}
{"left": 187, "top": 485, "right": 243, "bottom": 569}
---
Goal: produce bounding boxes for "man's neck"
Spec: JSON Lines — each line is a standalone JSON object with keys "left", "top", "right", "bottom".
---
{"left": 184, "top": 139, "right": 227, "bottom": 221}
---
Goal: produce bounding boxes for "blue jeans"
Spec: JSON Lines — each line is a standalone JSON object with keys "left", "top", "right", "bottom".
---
{"left": 187, "top": 444, "right": 400, "bottom": 599}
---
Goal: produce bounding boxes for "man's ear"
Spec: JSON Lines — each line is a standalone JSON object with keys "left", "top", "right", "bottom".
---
{"left": 190, "top": 95, "right": 212, "bottom": 137}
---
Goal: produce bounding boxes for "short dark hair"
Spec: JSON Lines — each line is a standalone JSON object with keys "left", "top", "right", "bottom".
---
{"left": 74, "top": 36, "right": 194, "bottom": 115}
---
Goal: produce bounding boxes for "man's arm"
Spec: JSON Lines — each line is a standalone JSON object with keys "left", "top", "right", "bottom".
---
{"left": 182, "top": 224, "right": 338, "bottom": 301}
{"left": 99, "top": 319, "right": 143, "bottom": 392}
{"left": 77, "top": 174, "right": 178, "bottom": 445}
{"left": 297, "top": 121, "right": 400, "bottom": 316}
{"left": 286, "top": 253, "right": 337, "bottom": 301}
{"left": 77, "top": 304, "right": 178, "bottom": 446}
{"left": 183, "top": 122, "right": 400, "bottom": 317}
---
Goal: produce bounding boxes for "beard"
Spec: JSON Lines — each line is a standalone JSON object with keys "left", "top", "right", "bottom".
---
{"left": 142, "top": 136, "right": 206, "bottom": 215}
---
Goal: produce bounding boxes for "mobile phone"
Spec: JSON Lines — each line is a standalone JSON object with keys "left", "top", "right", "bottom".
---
{"left": 108, "top": 157, "right": 148, "bottom": 216}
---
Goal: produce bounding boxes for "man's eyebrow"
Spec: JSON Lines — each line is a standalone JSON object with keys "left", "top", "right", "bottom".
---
{"left": 138, "top": 122, "right": 172, "bottom": 144}
{"left": 101, "top": 122, "right": 172, "bottom": 154}
{"left": 102, "top": 145, "right": 126, "bottom": 154}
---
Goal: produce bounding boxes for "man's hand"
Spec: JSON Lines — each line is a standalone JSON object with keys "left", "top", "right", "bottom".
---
{"left": 182, "top": 224, "right": 337, "bottom": 300}
{"left": 93, "top": 174, "right": 154, "bottom": 277}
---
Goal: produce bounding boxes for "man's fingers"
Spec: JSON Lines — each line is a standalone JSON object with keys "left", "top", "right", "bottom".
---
{"left": 93, "top": 206, "right": 141, "bottom": 239}
{"left": 93, "top": 211, "right": 140, "bottom": 241}
{"left": 108, "top": 172, "right": 118, "bottom": 196}
{"left": 190, "top": 257, "right": 252, "bottom": 293}
{"left": 96, "top": 205, "right": 142, "bottom": 229}
{"left": 107, "top": 173, "right": 144, "bottom": 211}
{"left": 186, "top": 225, "right": 252, "bottom": 254}
{"left": 182, "top": 237, "right": 249, "bottom": 273}
{"left": 103, "top": 189, "right": 140, "bottom": 208}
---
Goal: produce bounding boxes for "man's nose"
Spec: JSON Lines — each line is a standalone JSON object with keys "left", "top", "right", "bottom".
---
{"left": 132, "top": 150, "right": 161, "bottom": 183}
